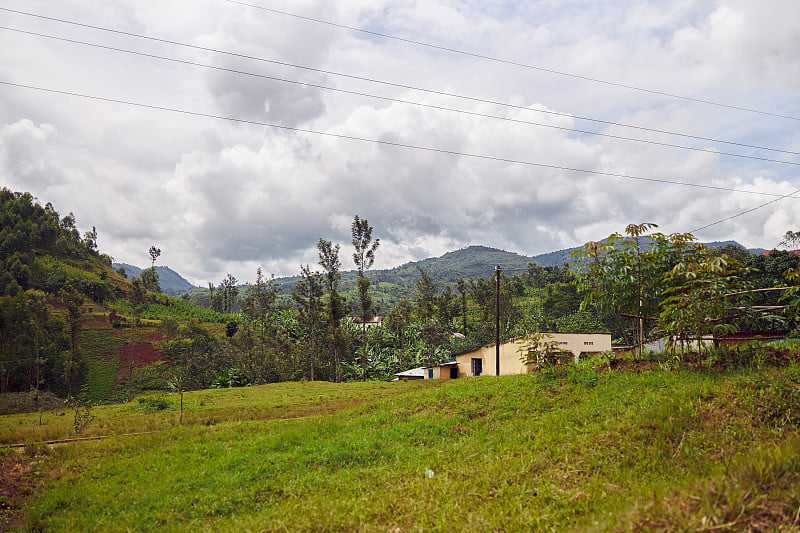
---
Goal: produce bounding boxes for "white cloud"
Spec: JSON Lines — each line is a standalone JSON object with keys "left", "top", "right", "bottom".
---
{"left": 1, "top": 0, "right": 799, "bottom": 284}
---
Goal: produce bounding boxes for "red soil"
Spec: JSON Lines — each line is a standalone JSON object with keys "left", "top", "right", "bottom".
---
{"left": 119, "top": 343, "right": 163, "bottom": 367}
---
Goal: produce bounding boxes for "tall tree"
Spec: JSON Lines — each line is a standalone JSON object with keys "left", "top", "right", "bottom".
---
{"left": 318, "top": 238, "right": 347, "bottom": 382}
{"left": 291, "top": 265, "right": 325, "bottom": 381}
{"left": 141, "top": 245, "right": 162, "bottom": 293}
{"left": 414, "top": 268, "right": 437, "bottom": 321}
{"left": 240, "top": 268, "right": 279, "bottom": 382}
{"left": 351, "top": 215, "right": 380, "bottom": 380}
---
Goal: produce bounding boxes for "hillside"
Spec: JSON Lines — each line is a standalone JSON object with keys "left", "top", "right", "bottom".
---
{"left": 113, "top": 263, "right": 197, "bottom": 295}
{"left": 5, "top": 351, "right": 800, "bottom": 531}
{"left": 0, "top": 189, "right": 231, "bottom": 402}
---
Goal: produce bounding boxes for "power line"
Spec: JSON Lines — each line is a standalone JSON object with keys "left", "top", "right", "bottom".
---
{"left": 1, "top": 7, "right": 798, "bottom": 158}
{"left": 227, "top": 0, "right": 800, "bottom": 123}
{"left": 691, "top": 188, "right": 800, "bottom": 233}
{"left": 1, "top": 80, "right": 795, "bottom": 200}
{"left": 4, "top": 25, "right": 799, "bottom": 168}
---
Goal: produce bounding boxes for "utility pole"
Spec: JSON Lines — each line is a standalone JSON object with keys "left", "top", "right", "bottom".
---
{"left": 495, "top": 265, "right": 501, "bottom": 376}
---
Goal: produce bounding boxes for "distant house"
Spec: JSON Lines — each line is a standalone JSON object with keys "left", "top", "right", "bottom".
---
{"left": 350, "top": 316, "right": 384, "bottom": 328}
{"left": 393, "top": 367, "right": 426, "bottom": 381}
{"left": 423, "top": 333, "right": 612, "bottom": 379}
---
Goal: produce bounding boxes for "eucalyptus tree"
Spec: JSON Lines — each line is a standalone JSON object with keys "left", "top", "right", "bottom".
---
{"left": 351, "top": 215, "right": 380, "bottom": 380}
{"left": 239, "top": 268, "right": 279, "bottom": 382}
{"left": 141, "top": 245, "right": 162, "bottom": 293}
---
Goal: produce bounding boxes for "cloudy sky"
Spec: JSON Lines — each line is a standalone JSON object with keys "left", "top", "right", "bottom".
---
{"left": 1, "top": 0, "right": 799, "bottom": 285}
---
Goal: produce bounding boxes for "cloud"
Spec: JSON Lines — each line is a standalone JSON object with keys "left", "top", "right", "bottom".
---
{"left": 1, "top": 0, "right": 798, "bottom": 284}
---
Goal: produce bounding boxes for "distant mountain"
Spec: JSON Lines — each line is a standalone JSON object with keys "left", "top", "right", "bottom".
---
{"left": 374, "top": 245, "right": 533, "bottom": 284}
{"left": 177, "top": 240, "right": 762, "bottom": 306}
{"left": 113, "top": 263, "right": 197, "bottom": 296}
{"left": 267, "top": 245, "right": 537, "bottom": 309}
{"left": 704, "top": 241, "right": 766, "bottom": 255}
{"left": 529, "top": 240, "right": 760, "bottom": 268}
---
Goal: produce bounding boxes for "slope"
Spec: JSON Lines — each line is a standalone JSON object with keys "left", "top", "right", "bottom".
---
{"left": 12, "top": 353, "right": 800, "bottom": 532}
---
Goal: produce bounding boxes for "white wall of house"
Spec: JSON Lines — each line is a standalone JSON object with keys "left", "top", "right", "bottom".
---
{"left": 447, "top": 333, "right": 612, "bottom": 378}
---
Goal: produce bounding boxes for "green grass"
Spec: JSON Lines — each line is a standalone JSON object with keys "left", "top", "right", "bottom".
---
{"left": 7, "top": 360, "right": 800, "bottom": 532}
{"left": 0, "top": 380, "right": 432, "bottom": 446}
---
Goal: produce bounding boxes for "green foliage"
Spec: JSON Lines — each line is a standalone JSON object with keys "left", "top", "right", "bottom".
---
{"left": 67, "top": 384, "right": 95, "bottom": 433}
{"left": 140, "top": 267, "right": 161, "bottom": 293}
{"left": 134, "top": 397, "right": 173, "bottom": 413}
{"left": 131, "top": 295, "right": 231, "bottom": 323}
{"left": 660, "top": 253, "right": 749, "bottom": 353}
{"left": 517, "top": 332, "right": 573, "bottom": 369}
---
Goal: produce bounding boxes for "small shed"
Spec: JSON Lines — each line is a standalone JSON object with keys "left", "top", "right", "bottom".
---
{"left": 393, "top": 367, "right": 426, "bottom": 381}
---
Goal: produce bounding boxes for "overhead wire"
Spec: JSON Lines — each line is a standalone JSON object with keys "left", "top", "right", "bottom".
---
{"left": 221, "top": 1, "right": 800, "bottom": 241}
{"left": 227, "top": 0, "right": 800, "bottom": 122}
{"left": 3, "top": 6, "right": 799, "bottom": 242}
{"left": 690, "top": 189, "right": 800, "bottom": 233}
{"left": 1, "top": 6, "right": 798, "bottom": 158}
{"left": 3, "top": 25, "right": 799, "bottom": 168}
{"left": 1, "top": 79, "right": 795, "bottom": 200}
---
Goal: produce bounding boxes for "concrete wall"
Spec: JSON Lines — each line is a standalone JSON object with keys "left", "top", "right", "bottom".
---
{"left": 452, "top": 333, "right": 612, "bottom": 377}
{"left": 426, "top": 365, "right": 456, "bottom": 380}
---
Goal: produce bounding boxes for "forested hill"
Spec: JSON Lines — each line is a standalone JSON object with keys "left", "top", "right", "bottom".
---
{"left": 372, "top": 245, "right": 534, "bottom": 286}
{"left": 113, "top": 263, "right": 196, "bottom": 295}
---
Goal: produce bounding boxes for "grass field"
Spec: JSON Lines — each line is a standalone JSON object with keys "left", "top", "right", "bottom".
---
{"left": 2, "top": 356, "right": 800, "bottom": 532}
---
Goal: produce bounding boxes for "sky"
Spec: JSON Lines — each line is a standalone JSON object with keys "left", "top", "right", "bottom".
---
{"left": 1, "top": 0, "right": 799, "bottom": 286}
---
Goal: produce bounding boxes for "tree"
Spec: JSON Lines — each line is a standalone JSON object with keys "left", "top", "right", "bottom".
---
{"left": 240, "top": 268, "right": 280, "bottom": 383}
{"left": 779, "top": 230, "right": 800, "bottom": 250}
{"left": 161, "top": 338, "right": 192, "bottom": 424}
{"left": 351, "top": 215, "right": 380, "bottom": 380}
{"left": 83, "top": 226, "right": 98, "bottom": 253}
{"left": 292, "top": 265, "right": 325, "bottom": 381}
{"left": 318, "top": 238, "right": 348, "bottom": 383}
{"left": 571, "top": 224, "right": 697, "bottom": 356}
{"left": 141, "top": 245, "right": 162, "bottom": 293}
{"left": 140, "top": 268, "right": 161, "bottom": 294}
{"left": 660, "top": 253, "right": 749, "bottom": 354}
{"left": 149, "top": 245, "right": 161, "bottom": 268}
{"left": 414, "top": 268, "right": 437, "bottom": 321}
{"left": 217, "top": 274, "right": 239, "bottom": 314}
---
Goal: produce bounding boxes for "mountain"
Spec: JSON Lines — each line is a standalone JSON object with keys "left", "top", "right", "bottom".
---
{"left": 113, "top": 263, "right": 197, "bottom": 296}
{"left": 529, "top": 240, "right": 761, "bottom": 268}
{"left": 186, "top": 240, "right": 760, "bottom": 307}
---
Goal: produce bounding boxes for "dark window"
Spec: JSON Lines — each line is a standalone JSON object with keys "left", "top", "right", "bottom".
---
{"left": 427, "top": 369, "right": 433, "bottom": 379}
{"left": 472, "top": 358, "right": 482, "bottom": 376}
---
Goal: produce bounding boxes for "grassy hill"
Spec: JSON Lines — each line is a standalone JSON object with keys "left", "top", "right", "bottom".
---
{"left": 4, "top": 348, "right": 799, "bottom": 531}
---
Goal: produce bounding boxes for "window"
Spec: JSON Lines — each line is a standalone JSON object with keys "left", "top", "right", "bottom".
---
{"left": 471, "top": 358, "right": 482, "bottom": 376}
{"left": 427, "top": 369, "right": 433, "bottom": 379}
{"left": 584, "top": 341, "right": 594, "bottom": 346}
